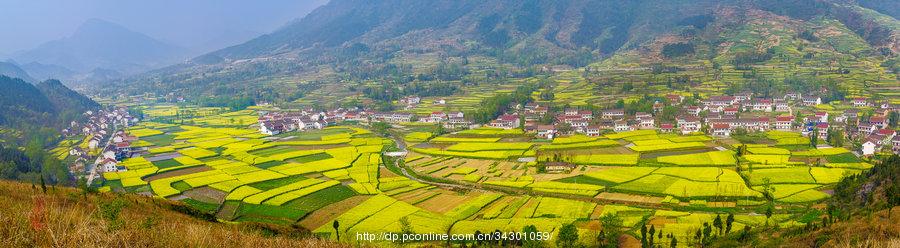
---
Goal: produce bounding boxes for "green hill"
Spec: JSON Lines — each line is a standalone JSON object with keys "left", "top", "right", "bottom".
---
{"left": 108, "top": 0, "right": 898, "bottom": 105}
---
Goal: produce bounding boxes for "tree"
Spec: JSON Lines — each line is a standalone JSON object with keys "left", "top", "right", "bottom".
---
{"left": 599, "top": 214, "right": 622, "bottom": 248}
{"left": 713, "top": 215, "right": 723, "bottom": 235}
{"left": 765, "top": 204, "right": 774, "bottom": 226}
{"left": 725, "top": 213, "right": 735, "bottom": 233}
{"left": 641, "top": 225, "right": 648, "bottom": 247}
{"left": 702, "top": 223, "right": 712, "bottom": 244}
{"left": 694, "top": 229, "right": 702, "bottom": 245}
{"left": 399, "top": 216, "right": 413, "bottom": 236}
{"left": 671, "top": 236, "right": 678, "bottom": 248}
{"left": 332, "top": 220, "right": 340, "bottom": 240}
{"left": 648, "top": 225, "right": 656, "bottom": 246}
{"left": 810, "top": 128, "right": 819, "bottom": 147}
{"left": 556, "top": 223, "right": 579, "bottom": 248}
{"left": 557, "top": 123, "right": 573, "bottom": 134}
{"left": 371, "top": 122, "right": 391, "bottom": 136}
{"left": 889, "top": 111, "right": 899, "bottom": 129}
{"left": 556, "top": 223, "right": 578, "bottom": 247}
{"left": 522, "top": 225, "right": 543, "bottom": 248}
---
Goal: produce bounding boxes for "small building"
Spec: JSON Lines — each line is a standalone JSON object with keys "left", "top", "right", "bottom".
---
{"left": 614, "top": 121, "right": 634, "bottom": 132}
{"left": 100, "top": 158, "right": 119, "bottom": 173}
{"left": 861, "top": 140, "right": 877, "bottom": 156}
{"left": 712, "top": 123, "right": 731, "bottom": 137}
{"left": 601, "top": 109, "right": 625, "bottom": 119}
{"left": 774, "top": 99, "right": 791, "bottom": 112}
{"left": 585, "top": 125, "right": 601, "bottom": 137}
{"left": 536, "top": 125, "right": 557, "bottom": 139}
{"left": 659, "top": 123, "right": 674, "bottom": 133}
{"left": 775, "top": 116, "right": 793, "bottom": 131}
{"left": 489, "top": 114, "right": 521, "bottom": 129}
{"left": 852, "top": 97, "right": 868, "bottom": 107}
{"left": 802, "top": 96, "right": 822, "bottom": 106}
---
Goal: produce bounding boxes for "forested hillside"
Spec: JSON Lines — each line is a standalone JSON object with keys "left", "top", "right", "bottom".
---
{"left": 0, "top": 75, "right": 98, "bottom": 132}
{"left": 104, "top": 0, "right": 899, "bottom": 107}
{"left": 0, "top": 75, "right": 99, "bottom": 185}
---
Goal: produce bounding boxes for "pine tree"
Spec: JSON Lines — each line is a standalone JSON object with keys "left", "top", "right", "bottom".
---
{"left": 725, "top": 213, "right": 735, "bottom": 233}
{"left": 713, "top": 215, "right": 723, "bottom": 235}
{"left": 641, "top": 225, "right": 648, "bottom": 248}
{"left": 333, "top": 220, "right": 340, "bottom": 240}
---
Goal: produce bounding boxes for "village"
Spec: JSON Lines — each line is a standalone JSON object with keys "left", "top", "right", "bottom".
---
{"left": 59, "top": 107, "right": 139, "bottom": 180}
{"left": 257, "top": 92, "right": 899, "bottom": 157}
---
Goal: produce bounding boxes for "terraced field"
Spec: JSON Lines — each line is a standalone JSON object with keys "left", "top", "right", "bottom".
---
{"left": 99, "top": 106, "right": 873, "bottom": 247}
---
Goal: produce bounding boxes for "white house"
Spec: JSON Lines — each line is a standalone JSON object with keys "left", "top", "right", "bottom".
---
{"left": 613, "top": 121, "right": 633, "bottom": 132}
{"left": 88, "top": 139, "right": 101, "bottom": 150}
{"left": 100, "top": 158, "right": 119, "bottom": 173}
{"left": 861, "top": 141, "right": 877, "bottom": 156}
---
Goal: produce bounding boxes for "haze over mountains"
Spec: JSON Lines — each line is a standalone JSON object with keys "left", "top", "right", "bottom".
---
{"left": 0, "top": 0, "right": 329, "bottom": 87}
{"left": 11, "top": 19, "right": 185, "bottom": 80}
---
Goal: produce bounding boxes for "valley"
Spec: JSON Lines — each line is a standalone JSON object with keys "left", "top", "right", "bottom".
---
{"left": 1, "top": 0, "right": 899, "bottom": 247}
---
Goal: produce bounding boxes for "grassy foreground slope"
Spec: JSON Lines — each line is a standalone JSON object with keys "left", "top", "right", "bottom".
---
{"left": 0, "top": 180, "right": 347, "bottom": 247}
{"left": 709, "top": 155, "right": 900, "bottom": 247}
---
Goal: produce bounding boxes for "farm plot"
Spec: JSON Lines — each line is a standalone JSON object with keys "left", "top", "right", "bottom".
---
{"left": 744, "top": 167, "right": 816, "bottom": 185}
{"left": 562, "top": 154, "right": 640, "bottom": 166}
{"left": 532, "top": 197, "right": 596, "bottom": 219}
{"left": 584, "top": 167, "right": 657, "bottom": 184}
{"left": 747, "top": 147, "right": 791, "bottom": 155}
{"left": 526, "top": 181, "right": 604, "bottom": 197}
{"left": 538, "top": 140, "right": 620, "bottom": 150}
{"left": 177, "top": 147, "right": 218, "bottom": 159}
{"left": 445, "top": 142, "right": 533, "bottom": 152}
{"left": 457, "top": 128, "right": 524, "bottom": 136}
{"left": 656, "top": 151, "right": 736, "bottom": 166}
{"left": 431, "top": 137, "right": 501, "bottom": 143}
{"left": 614, "top": 168, "right": 761, "bottom": 198}
{"left": 629, "top": 142, "right": 706, "bottom": 152}
{"left": 410, "top": 147, "right": 525, "bottom": 160}
{"left": 404, "top": 132, "right": 433, "bottom": 142}
{"left": 551, "top": 135, "right": 600, "bottom": 144}
{"left": 744, "top": 154, "right": 791, "bottom": 164}
{"left": 604, "top": 130, "right": 657, "bottom": 139}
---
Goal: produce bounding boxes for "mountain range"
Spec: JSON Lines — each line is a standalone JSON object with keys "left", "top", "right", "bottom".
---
{"left": 106, "top": 0, "right": 899, "bottom": 100}
{"left": 11, "top": 19, "right": 187, "bottom": 85}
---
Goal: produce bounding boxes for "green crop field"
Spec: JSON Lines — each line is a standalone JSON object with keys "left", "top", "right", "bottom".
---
{"left": 656, "top": 151, "right": 736, "bottom": 166}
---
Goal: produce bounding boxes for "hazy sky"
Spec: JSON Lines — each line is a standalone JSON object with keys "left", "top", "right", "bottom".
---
{"left": 0, "top": 0, "right": 329, "bottom": 54}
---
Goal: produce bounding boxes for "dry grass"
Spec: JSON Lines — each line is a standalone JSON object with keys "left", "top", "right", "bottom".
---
{"left": 785, "top": 207, "right": 900, "bottom": 248}
{"left": 0, "top": 180, "right": 350, "bottom": 248}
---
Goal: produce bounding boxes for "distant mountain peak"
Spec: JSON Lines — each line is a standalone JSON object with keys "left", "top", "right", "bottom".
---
{"left": 13, "top": 18, "right": 187, "bottom": 77}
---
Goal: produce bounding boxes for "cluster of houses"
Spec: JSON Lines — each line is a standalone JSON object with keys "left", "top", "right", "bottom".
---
{"left": 479, "top": 91, "right": 898, "bottom": 156}
{"left": 99, "top": 130, "right": 142, "bottom": 173}
{"left": 258, "top": 110, "right": 331, "bottom": 135}
{"left": 258, "top": 106, "right": 477, "bottom": 135}
{"left": 256, "top": 91, "right": 898, "bottom": 157}
{"left": 64, "top": 108, "right": 137, "bottom": 174}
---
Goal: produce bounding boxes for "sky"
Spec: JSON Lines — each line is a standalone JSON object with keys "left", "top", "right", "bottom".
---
{"left": 0, "top": 0, "right": 329, "bottom": 55}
